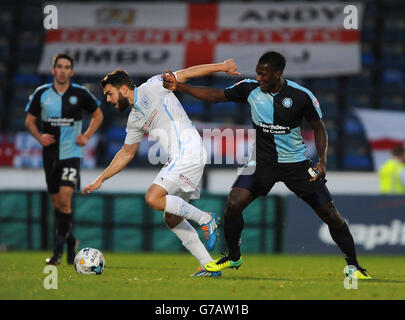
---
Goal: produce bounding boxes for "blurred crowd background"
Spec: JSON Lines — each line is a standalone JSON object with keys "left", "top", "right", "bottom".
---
{"left": 0, "top": 0, "right": 404, "bottom": 172}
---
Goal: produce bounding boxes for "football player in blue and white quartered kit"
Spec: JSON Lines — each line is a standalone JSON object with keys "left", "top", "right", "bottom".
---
{"left": 162, "top": 51, "right": 372, "bottom": 280}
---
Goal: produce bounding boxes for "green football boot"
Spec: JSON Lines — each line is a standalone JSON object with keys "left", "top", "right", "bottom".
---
{"left": 204, "top": 256, "right": 243, "bottom": 272}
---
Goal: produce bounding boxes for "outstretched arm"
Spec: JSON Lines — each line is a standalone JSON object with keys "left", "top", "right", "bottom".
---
{"left": 82, "top": 143, "right": 138, "bottom": 194}
{"left": 175, "top": 59, "right": 240, "bottom": 83}
{"left": 163, "top": 70, "right": 228, "bottom": 103}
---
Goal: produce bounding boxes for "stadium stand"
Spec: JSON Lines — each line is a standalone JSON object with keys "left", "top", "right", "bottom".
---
{"left": 0, "top": 0, "right": 404, "bottom": 172}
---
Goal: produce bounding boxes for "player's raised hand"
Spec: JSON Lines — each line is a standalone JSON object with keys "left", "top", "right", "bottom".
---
{"left": 223, "top": 59, "right": 241, "bottom": 76}
{"left": 162, "top": 70, "right": 177, "bottom": 91}
{"left": 40, "top": 134, "right": 55, "bottom": 147}
{"left": 82, "top": 178, "right": 102, "bottom": 195}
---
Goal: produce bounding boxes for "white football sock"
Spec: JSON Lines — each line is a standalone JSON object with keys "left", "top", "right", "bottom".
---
{"left": 165, "top": 195, "right": 211, "bottom": 225}
{"left": 170, "top": 219, "right": 212, "bottom": 267}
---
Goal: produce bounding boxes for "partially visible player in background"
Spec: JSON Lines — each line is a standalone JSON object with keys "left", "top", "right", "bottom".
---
{"left": 378, "top": 145, "right": 405, "bottom": 194}
{"left": 82, "top": 60, "right": 240, "bottom": 277}
{"left": 25, "top": 53, "right": 104, "bottom": 265}
{"left": 163, "top": 51, "right": 372, "bottom": 280}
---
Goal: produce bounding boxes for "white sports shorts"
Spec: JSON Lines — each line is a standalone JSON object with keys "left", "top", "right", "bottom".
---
{"left": 152, "top": 149, "right": 207, "bottom": 202}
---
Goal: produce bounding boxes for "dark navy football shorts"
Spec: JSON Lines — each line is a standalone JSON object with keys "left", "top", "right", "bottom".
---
{"left": 43, "top": 157, "right": 81, "bottom": 194}
{"left": 232, "top": 159, "right": 332, "bottom": 209}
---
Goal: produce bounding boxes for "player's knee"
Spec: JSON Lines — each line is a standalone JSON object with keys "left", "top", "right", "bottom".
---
{"left": 58, "top": 197, "right": 71, "bottom": 212}
{"left": 145, "top": 192, "right": 164, "bottom": 211}
{"left": 225, "top": 197, "right": 243, "bottom": 217}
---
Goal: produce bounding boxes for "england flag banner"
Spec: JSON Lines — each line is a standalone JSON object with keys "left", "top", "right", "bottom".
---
{"left": 39, "top": 2, "right": 363, "bottom": 77}
{"left": 355, "top": 108, "right": 405, "bottom": 170}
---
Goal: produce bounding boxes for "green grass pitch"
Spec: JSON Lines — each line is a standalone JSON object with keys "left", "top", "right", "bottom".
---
{"left": 1, "top": 252, "right": 405, "bottom": 300}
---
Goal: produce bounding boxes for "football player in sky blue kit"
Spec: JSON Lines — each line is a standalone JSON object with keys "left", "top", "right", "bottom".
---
{"left": 25, "top": 53, "right": 104, "bottom": 265}
{"left": 163, "top": 51, "right": 371, "bottom": 280}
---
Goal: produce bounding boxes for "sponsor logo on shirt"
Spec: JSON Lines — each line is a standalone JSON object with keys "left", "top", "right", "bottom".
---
{"left": 48, "top": 117, "right": 74, "bottom": 127}
{"left": 259, "top": 122, "right": 290, "bottom": 134}
{"left": 142, "top": 109, "right": 159, "bottom": 129}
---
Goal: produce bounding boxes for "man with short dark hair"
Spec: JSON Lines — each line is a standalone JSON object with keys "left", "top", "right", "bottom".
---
{"left": 82, "top": 60, "right": 240, "bottom": 277}
{"left": 163, "top": 51, "right": 371, "bottom": 280}
{"left": 25, "top": 53, "right": 104, "bottom": 265}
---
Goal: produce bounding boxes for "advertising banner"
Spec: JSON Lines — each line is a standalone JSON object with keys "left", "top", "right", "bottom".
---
{"left": 285, "top": 195, "right": 405, "bottom": 254}
{"left": 39, "top": 2, "right": 363, "bottom": 77}
{"left": 0, "top": 132, "right": 99, "bottom": 169}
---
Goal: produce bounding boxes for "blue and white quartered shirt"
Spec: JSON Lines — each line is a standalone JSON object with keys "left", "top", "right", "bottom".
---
{"left": 25, "top": 82, "right": 101, "bottom": 160}
{"left": 224, "top": 79, "right": 322, "bottom": 166}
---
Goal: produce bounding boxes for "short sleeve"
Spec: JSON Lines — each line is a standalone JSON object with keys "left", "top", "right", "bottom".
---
{"left": 124, "top": 129, "right": 144, "bottom": 145}
{"left": 124, "top": 111, "right": 144, "bottom": 145}
{"left": 25, "top": 89, "right": 42, "bottom": 117}
{"left": 80, "top": 87, "right": 101, "bottom": 114}
{"left": 303, "top": 92, "right": 322, "bottom": 122}
{"left": 224, "top": 79, "right": 258, "bottom": 103}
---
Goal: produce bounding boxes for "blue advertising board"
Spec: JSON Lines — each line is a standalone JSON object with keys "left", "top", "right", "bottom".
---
{"left": 285, "top": 195, "right": 405, "bottom": 254}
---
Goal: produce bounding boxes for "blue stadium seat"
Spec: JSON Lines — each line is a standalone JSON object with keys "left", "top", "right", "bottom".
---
{"left": 0, "top": 35, "right": 9, "bottom": 61}
{"left": 383, "top": 13, "right": 405, "bottom": 41}
{"left": 12, "top": 61, "right": 41, "bottom": 85}
{"left": 8, "top": 99, "right": 28, "bottom": 131}
{"left": 380, "top": 91, "right": 405, "bottom": 111}
{"left": 343, "top": 155, "right": 372, "bottom": 170}
{"left": 20, "top": 6, "right": 43, "bottom": 31}
{"left": 324, "top": 120, "right": 338, "bottom": 142}
{"left": 0, "top": 87, "right": 4, "bottom": 111}
{"left": 345, "top": 67, "right": 375, "bottom": 90}
{"left": 106, "top": 126, "right": 126, "bottom": 141}
{"left": 311, "top": 77, "right": 339, "bottom": 90}
{"left": 212, "top": 76, "right": 242, "bottom": 89}
{"left": 210, "top": 101, "right": 239, "bottom": 118}
{"left": 0, "top": 61, "right": 6, "bottom": 80}
{"left": 178, "top": 92, "right": 206, "bottom": 117}
{"left": 315, "top": 91, "right": 338, "bottom": 119}
{"left": 12, "top": 74, "right": 41, "bottom": 85}
{"left": 361, "top": 42, "right": 376, "bottom": 66}
{"left": 18, "top": 31, "right": 44, "bottom": 52}
{"left": 187, "top": 77, "right": 210, "bottom": 87}
{"left": 381, "top": 42, "right": 405, "bottom": 68}
{"left": 344, "top": 114, "right": 364, "bottom": 136}
{"left": 361, "top": 5, "right": 377, "bottom": 42}
{"left": 381, "top": 69, "right": 405, "bottom": 89}
{"left": 343, "top": 138, "right": 373, "bottom": 170}
{"left": 346, "top": 89, "right": 374, "bottom": 109}
{"left": 183, "top": 102, "right": 205, "bottom": 117}
{"left": 0, "top": 7, "right": 13, "bottom": 35}
{"left": 11, "top": 84, "right": 39, "bottom": 107}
